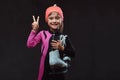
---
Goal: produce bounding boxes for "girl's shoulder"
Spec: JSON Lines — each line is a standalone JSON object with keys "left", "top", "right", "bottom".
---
{"left": 38, "top": 30, "right": 52, "bottom": 37}
{"left": 38, "top": 30, "right": 49, "bottom": 34}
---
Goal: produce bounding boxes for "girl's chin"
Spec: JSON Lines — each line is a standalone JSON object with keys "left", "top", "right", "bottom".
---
{"left": 51, "top": 27, "right": 59, "bottom": 29}
{"left": 52, "top": 26, "right": 59, "bottom": 28}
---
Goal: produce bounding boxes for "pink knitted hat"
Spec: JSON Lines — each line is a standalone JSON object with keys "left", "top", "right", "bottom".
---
{"left": 45, "top": 4, "right": 64, "bottom": 22}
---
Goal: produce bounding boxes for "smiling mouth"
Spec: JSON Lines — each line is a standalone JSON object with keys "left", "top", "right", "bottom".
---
{"left": 51, "top": 24, "right": 59, "bottom": 26}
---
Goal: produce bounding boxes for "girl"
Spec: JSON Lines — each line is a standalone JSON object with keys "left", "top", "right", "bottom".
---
{"left": 27, "top": 4, "right": 75, "bottom": 80}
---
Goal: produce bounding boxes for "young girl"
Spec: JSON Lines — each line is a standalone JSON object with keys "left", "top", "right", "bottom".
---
{"left": 27, "top": 4, "right": 75, "bottom": 80}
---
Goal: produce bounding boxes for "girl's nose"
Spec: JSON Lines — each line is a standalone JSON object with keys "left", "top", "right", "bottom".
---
{"left": 52, "top": 18, "right": 57, "bottom": 22}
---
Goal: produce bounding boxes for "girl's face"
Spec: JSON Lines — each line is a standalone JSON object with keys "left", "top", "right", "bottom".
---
{"left": 47, "top": 12, "right": 62, "bottom": 32}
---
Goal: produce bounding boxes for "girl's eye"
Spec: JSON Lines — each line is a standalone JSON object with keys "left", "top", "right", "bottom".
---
{"left": 55, "top": 16, "right": 60, "bottom": 20}
{"left": 48, "top": 16, "right": 61, "bottom": 20}
{"left": 49, "top": 17, "right": 53, "bottom": 20}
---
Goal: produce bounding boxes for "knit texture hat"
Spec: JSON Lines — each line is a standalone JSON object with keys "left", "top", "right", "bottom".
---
{"left": 45, "top": 4, "right": 64, "bottom": 22}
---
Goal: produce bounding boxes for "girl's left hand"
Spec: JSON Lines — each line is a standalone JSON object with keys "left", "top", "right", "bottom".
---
{"left": 51, "top": 40, "right": 64, "bottom": 51}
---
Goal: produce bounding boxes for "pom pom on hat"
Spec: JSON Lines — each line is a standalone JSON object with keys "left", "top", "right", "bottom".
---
{"left": 45, "top": 4, "right": 64, "bottom": 22}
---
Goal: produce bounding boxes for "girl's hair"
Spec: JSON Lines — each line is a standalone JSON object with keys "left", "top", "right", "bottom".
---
{"left": 60, "top": 22, "right": 64, "bottom": 33}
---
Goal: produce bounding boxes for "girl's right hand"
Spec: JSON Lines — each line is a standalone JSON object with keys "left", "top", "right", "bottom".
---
{"left": 32, "top": 15, "right": 39, "bottom": 32}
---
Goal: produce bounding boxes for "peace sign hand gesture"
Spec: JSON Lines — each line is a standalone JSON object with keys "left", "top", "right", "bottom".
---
{"left": 32, "top": 15, "right": 39, "bottom": 32}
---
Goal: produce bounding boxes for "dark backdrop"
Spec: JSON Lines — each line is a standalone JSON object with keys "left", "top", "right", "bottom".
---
{"left": 0, "top": 0, "right": 120, "bottom": 80}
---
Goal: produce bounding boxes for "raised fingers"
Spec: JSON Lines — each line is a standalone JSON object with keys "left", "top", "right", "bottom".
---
{"left": 32, "top": 15, "right": 36, "bottom": 22}
{"left": 37, "top": 16, "right": 39, "bottom": 23}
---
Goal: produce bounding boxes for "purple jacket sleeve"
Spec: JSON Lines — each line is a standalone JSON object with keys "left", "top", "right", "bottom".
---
{"left": 27, "top": 30, "right": 42, "bottom": 48}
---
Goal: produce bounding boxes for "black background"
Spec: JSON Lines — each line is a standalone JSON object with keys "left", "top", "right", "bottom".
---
{"left": 0, "top": 0, "right": 120, "bottom": 80}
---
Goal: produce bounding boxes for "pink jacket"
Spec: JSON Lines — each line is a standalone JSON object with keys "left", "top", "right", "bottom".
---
{"left": 27, "top": 30, "right": 52, "bottom": 80}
